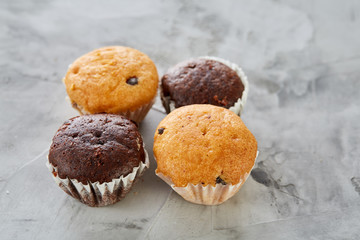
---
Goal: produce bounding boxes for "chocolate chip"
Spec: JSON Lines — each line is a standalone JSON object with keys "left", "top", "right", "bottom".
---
{"left": 188, "top": 63, "right": 196, "bottom": 69}
{"left": 93, "top": 130, "right": 102, "bottom": 138}
{"left": 216, "top": 176, "right": 226, "bottom": 185}
{"left": 70, "top": 132, "right": 79, "bottom": 138}
{"left": 126, "top": 77, "right": 138, "bottom": 85}
{"left": 158, "top": 128, "right": 165, "bottom": 135}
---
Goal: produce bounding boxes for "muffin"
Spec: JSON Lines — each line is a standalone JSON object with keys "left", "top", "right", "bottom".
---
{"left": 63, "top": 46, "right": 159, "bottom": 123}
{"left": 153, "top": 105, "right": 257, "bottom": 205}
{"left": 46, "top": 114, "right": 149, "bottom": 207}
{"left": 160, "top": 57, "right": 249, "bottom": 116}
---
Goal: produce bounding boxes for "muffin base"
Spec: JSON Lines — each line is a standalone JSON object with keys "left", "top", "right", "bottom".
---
{"left": 156, "top": 172, "right": 248, "bottom": 205}
{"left": 67, "top": 97, "right": 156, "bottom": 123}
{"left": 46, "top": 148, "right": 150, "bottom": 207}
{"left": 155, "top": 151, "right": 258, "bottom": 205}
{"left": 160, "top": 56, "right": 249, "bottom": 116}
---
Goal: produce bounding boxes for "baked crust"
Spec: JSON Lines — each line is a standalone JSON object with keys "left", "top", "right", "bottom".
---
{"left": 161, "top": 58, "right": 244, "bottom": 113}
{"left": 153, "top": 105, "right": 257, "bottom": 187}
{"left": 64, "top": 46, "right": 158, "bottom": 113}
{"left": 49, "top": 114, "right": 145, "bottom": 184}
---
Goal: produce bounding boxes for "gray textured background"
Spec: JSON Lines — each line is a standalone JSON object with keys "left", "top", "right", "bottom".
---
{"left": 1, "top": 0, "right": 360, "bottom": 239}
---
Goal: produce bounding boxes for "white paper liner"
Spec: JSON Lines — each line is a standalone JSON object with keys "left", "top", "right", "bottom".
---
{"left": 46, "top": 148, "right": 150, "bottom": 207}
{"left": 66, "top": 97, "right": 155, "bottom": 123}
{"left": 155, "top": 151, "right": 258, "bottom": 205}
{"left": 160, "top": 56, "right": 249, "bottom": 116}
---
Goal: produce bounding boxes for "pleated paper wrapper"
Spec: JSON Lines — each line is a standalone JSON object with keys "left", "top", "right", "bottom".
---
{"left": 160, "top": 56, "right": 249, "bottom": 116}
{"left": 46, "top": 149, "right": 149, "bottom": 207}
{"left": 66, "top": 96, "right": 156, "bottom": 123}
{"left": 155, "top": 151, "right": 258, "bottom": 206}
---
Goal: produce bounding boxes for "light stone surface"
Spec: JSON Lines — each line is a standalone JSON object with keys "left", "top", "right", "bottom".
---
{"left": 1, "top": 0, "right": 360, "bottom": 239}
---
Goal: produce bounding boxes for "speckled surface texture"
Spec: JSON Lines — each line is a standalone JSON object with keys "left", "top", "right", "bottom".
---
{"left": 1, "top": 0, "right": 360, "bottom": 239}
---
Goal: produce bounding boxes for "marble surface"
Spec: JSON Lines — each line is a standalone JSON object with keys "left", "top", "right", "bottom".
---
{"left": 1, "top": 0, "right": 360, "bottom": 239}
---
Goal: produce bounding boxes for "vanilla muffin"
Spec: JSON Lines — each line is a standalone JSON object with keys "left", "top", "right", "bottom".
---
{"left": 153, "top": 105, "right": 257, "bottom": 205}
{"left": 47, "top": 114, "right": 149, "bottom": 207}
{"left": 161, "top": 57, "right": 249, "bottom": 116}
{"left": 64, "top": 46, "right": 159, "bottom": 122}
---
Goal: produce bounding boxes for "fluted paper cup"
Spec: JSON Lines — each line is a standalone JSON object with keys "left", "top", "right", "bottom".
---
{"left": 155, "top": 151, "right": 258, "bottom": 205}
{"left": 46, "top": 148, "right": 150, "bottom": 207}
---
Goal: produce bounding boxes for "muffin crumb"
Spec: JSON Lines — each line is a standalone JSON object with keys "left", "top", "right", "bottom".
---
{"left": 213, "top": 95, "right": 228, "bottom": 106}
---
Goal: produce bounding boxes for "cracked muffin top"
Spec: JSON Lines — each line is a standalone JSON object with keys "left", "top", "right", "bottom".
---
{"left": 48, "top": 114, "right": 145, "bottom": 184}
{"left": 161, "top": 58, "right": 244, "bottom": 113}
{"left": 64, "top": 46, "right": 158, "bottom": 113}
{"left": 153, "top": 104, "right": 257, "bottom": 187}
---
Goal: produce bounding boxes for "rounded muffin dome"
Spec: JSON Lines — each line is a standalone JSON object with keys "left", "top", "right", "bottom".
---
{"left": 48, "top": 114, "right": 145, "bottom": 184}
{"left": 161, "top": 58, "right": 245, "bottom": 113}
{"left": 153, "top": 104, "right": 257, "bottom": 187}
{"left": 64, "top": 46, "right": 159, "bottom": 114}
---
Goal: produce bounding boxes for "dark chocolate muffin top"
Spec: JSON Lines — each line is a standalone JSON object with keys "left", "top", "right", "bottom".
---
{"left": 161, "top": 58, "right": 244, "bottom": 112}
{"left": 48, "top": 114, "right": 145, "bottom": 184}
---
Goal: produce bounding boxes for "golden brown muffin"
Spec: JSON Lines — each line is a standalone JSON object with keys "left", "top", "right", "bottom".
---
{"left": 64, "top": 46, "right": 158, "bottom": 122}
{"left": 153, "top": 104, "right": 257, "bottom": 188}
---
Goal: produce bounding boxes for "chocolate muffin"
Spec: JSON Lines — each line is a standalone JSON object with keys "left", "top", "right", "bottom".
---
{"left": 47, "top": 114, "right": 149, "bottom": 207}
{"left": 161, "top": 57, "right": 249, "bottom": 115}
